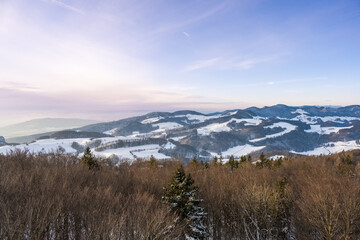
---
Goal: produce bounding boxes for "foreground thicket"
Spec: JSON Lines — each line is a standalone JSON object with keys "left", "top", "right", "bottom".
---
{"left": 1, "top": 150, "right": 360, "bottom": 239}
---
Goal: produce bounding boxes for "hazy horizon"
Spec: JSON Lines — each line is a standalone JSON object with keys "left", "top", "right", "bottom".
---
{"left": 0, "top": 103, "right": 356, "bottom": 129}
{"left": 1, "top": 0, "right": 359, "bottom": 127}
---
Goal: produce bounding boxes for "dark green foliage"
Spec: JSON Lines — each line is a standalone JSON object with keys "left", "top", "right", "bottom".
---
{"left": 163, "top": 166, "right": 208, "bottom": 239}
{"left": 81, "top": 147, "right": 99, "bottom": 170}
{"left": 204, "top": 162, "right": 210, "bottom": 169}
{"left": 211, "top": 156, "right": 218, "bottom": 166}
{"left": 345, "top": 155, "right": 353, "bottom": 165}
{"left": 275, "top": 177, "right": 291, "bottom": 239}
{"left": 148, "top": 155, "right": 157, "bottom": 168}
{"left": 226, "top": 155, "right": 239, "bottom": 171}
{"left": 240, "top": 155, "right": 247, "bottom": 163}
{"left": 256, "top": 152, "right": 272, "bottom": 168}
{"left": 337, "top": 154, "right": 355, "bottom": 176}
{"left": 273, "top": 157, "right": 283, "bottom": 168}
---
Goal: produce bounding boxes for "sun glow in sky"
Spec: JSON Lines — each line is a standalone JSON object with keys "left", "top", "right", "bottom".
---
{"left": 0, "top": 0, "right": 359, "bottom": 126}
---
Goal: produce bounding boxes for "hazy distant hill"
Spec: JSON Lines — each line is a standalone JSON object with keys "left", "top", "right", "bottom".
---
{"left": 0, "top": 136, "right": 6, "bottom": 147}
{"left": 0, "top": 118, "right": 99, "bottom": 140}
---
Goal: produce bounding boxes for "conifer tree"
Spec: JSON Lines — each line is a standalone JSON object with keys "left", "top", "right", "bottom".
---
{"left": 275, "top": 177, "right": 291, "bottom": 239}
{"left": 163, "top": 166, "right": 208, "bottom": 239}
{"left": 227, "top": 155, "right": 237, "bottom": 171}
{"left": 204, "top": 162, "right": 210, "bottom": 169}
{"left": 81, "top": 147, "right": 99, "bottom": 170}
{"left": 149, "top": 155, "right": 157, "bottom": 168}
{"left": 256, "top": 152, "right": 271, "bottom": 168}
{"left": 211, "top": 156, "right": 218, "bottom": 167}
{"left": 190, "top": 157, "right": 199, "bottom": 171}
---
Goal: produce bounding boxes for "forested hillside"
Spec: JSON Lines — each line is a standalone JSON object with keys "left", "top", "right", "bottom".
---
{"left": 1, "top": 150, "right": 360, "bottom": 239}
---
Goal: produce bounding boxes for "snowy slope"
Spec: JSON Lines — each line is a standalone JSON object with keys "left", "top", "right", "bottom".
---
{"left": 250, "top": 122, "right": 297, "bottom": 142}
{"left": 1, "top": 105, "right": 360, "bottom": 161}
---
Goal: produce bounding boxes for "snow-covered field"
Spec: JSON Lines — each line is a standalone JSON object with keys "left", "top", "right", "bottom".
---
{"left": 197, "top": 117, "right": 264, "bottom": 136}
{"left": 221, "top": 144, "right": 265, "bottom": 157}
{"left": 197, "top": 122, "right": 231, "bottom": 135}
{"left": 250, "top": 122, "right": 297, "bottom": 142}
{"left": 210, "top": 144, "right": 265, "bottom": 160}
{"left": 291, "top": 109, "right": 360, "bottom": 124}
{"left": 94, "top": 144, "right": 170, "bottom": 161}
{"left": 0, "top": 137, "right": 172, "bottom": 161}
{"left": 141, "top": 117, "right": 164, "bottom": 124}
{"left": 153, "top": 122, "right": 183, "bottom": 130}
{"left": 305, "top": 125, "right": 353, "bottom": 134}
{"left": 293, "top": 140, "right": 360, "bottom": 155}
{"left": 0, "top": 138, "right": 90, "bottom": 155}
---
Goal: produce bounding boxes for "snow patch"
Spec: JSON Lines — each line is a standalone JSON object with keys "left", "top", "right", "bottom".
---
{"left": 141, "top": 117, "right": 164, "bottom": 124}
{"left": 196, "top": 117, "right": 264, "bottom": 136}
{"left": 221, "top": 144, "right": 266, "bottom": 157}
{"left": 103, "top": 128, "right": 118, "bottom": 135}
{"left": 170, "top": 136, "right": 187, "bottom": 141}
{"left": 250, "top": 122, "right": 297, "bottom": 142}
{"left": 293, "top": 141, "right": 360, "bottom": 155}
{"left": 269, "top": 155, "right": 285, "bottom": 160}
{"left": 292, "top": 109, "right": 309, "bottom": 115}
{"left": 163, "top": 142, "right": 176, "bottom": 149}
{"left": 305, "top": 125, "right": 353, "bottom": 134}
{"left": 94, "top": 144, "right": 170, "bottom": 161}
{"left": 197, "top": 122, "right": 231, "bottom": 135}
{"left": 153, "top": 122, "right": 183, "bottom": 130}
{"left": 209, "top": 144, "right": 265, "bottom": 161}
{"left": 0, "top": 138, "right": 90, "bottom": 155}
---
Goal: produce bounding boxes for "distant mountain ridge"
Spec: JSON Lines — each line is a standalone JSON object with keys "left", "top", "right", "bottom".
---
{"left": 1, "top": 105, "right": 360, "bottom": 162}
{"left": 0, "top": 118, "right": 99, "bottom": 140}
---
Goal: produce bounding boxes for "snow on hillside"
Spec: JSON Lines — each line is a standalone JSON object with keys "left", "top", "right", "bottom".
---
{"left": 291, "top": 109, "right": 309, "bottom": 115}
{"left": 153, "top": 122, "right": 183, "bottom": 130}
{"left": 237, "top": 117, "right": 264, "bottom": 126}
{"left": 197, "top": 117, "right": 264, "bottom": 136}
{"left": 104, "top": 128, "right": 118, "bottom": 135}
{"left": 293, "top": 141, "right": 360, "bottom": 155}
{"left": 305, "top": 125, "right": 353, "bottom": 134}
{"left": 220, "top": 144, "right": 266, "bottom": 157}
{"left": 0, "top": 138, "right": 90, "bottom": 155}
{"left": 291, "top": 109, "right": 360, "bottom": 124}
{"left": 197, "top": 122, "right": 232, "bottom": 135}
{"left": 163, "top": 142, "right": 176, "bottom": 149}
{"left": 291, "top": 110, "right": 317, "bottom": 124}
{"left": 250, "top": 122, "right": 297, "bottom": 142}
{"left": 94, "top": 144, "right": 170, "bottom": 161}
{"left": 175, "top": 114, "right": 220, "bottom": 123}
{"left": 175, "top": 111, "right": 239, "bottom": 124}
{"left": 141, "top": 117, "right": 164, "bottom": 124}
{"left": 269, "top": 155, "right": 285, "bottom": 160}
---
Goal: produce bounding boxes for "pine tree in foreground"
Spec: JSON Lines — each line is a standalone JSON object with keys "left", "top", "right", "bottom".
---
{"left": 163, "top": 166, "right": 208, "bottom": 239}
{"left": 81, "top": 147, "right": 100, "bottom": 170}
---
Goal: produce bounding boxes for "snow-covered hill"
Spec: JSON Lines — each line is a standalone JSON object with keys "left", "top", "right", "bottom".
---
{"left": 1, "top": 105, "right": 360, "bottom": 162}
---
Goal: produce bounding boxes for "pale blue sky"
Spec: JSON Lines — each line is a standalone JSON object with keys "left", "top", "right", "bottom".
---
{"left": 0, "top": 0, "right": 359, "bottom": 126}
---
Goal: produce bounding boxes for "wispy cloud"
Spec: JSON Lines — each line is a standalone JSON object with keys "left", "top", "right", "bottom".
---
{"left": 184, "top": 56, "right": 275, "bottom": 72}
{"left": 184, "top": 58, "right": 222, "bottom": 71}
{"left": 41, "top": 0, "right": 84, "bottom": 14}
{"left": 183, "top": 31, "right": 190, "bottom": 38}
{"left": 266, "top": 77, "right": 328, "bottom": 86}
{"left": 1, "top": 82, "right": 43, "bottom": 93}
{"left": 151, "top": 3, "right": 226, "bottom": 35}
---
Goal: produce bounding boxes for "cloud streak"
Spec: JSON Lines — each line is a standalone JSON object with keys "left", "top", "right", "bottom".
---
{"left": 41, "top": 0, "right": 84, "bottom": 14}
{"left": 184, "top": 56, "right": 276, "bottom": 72}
